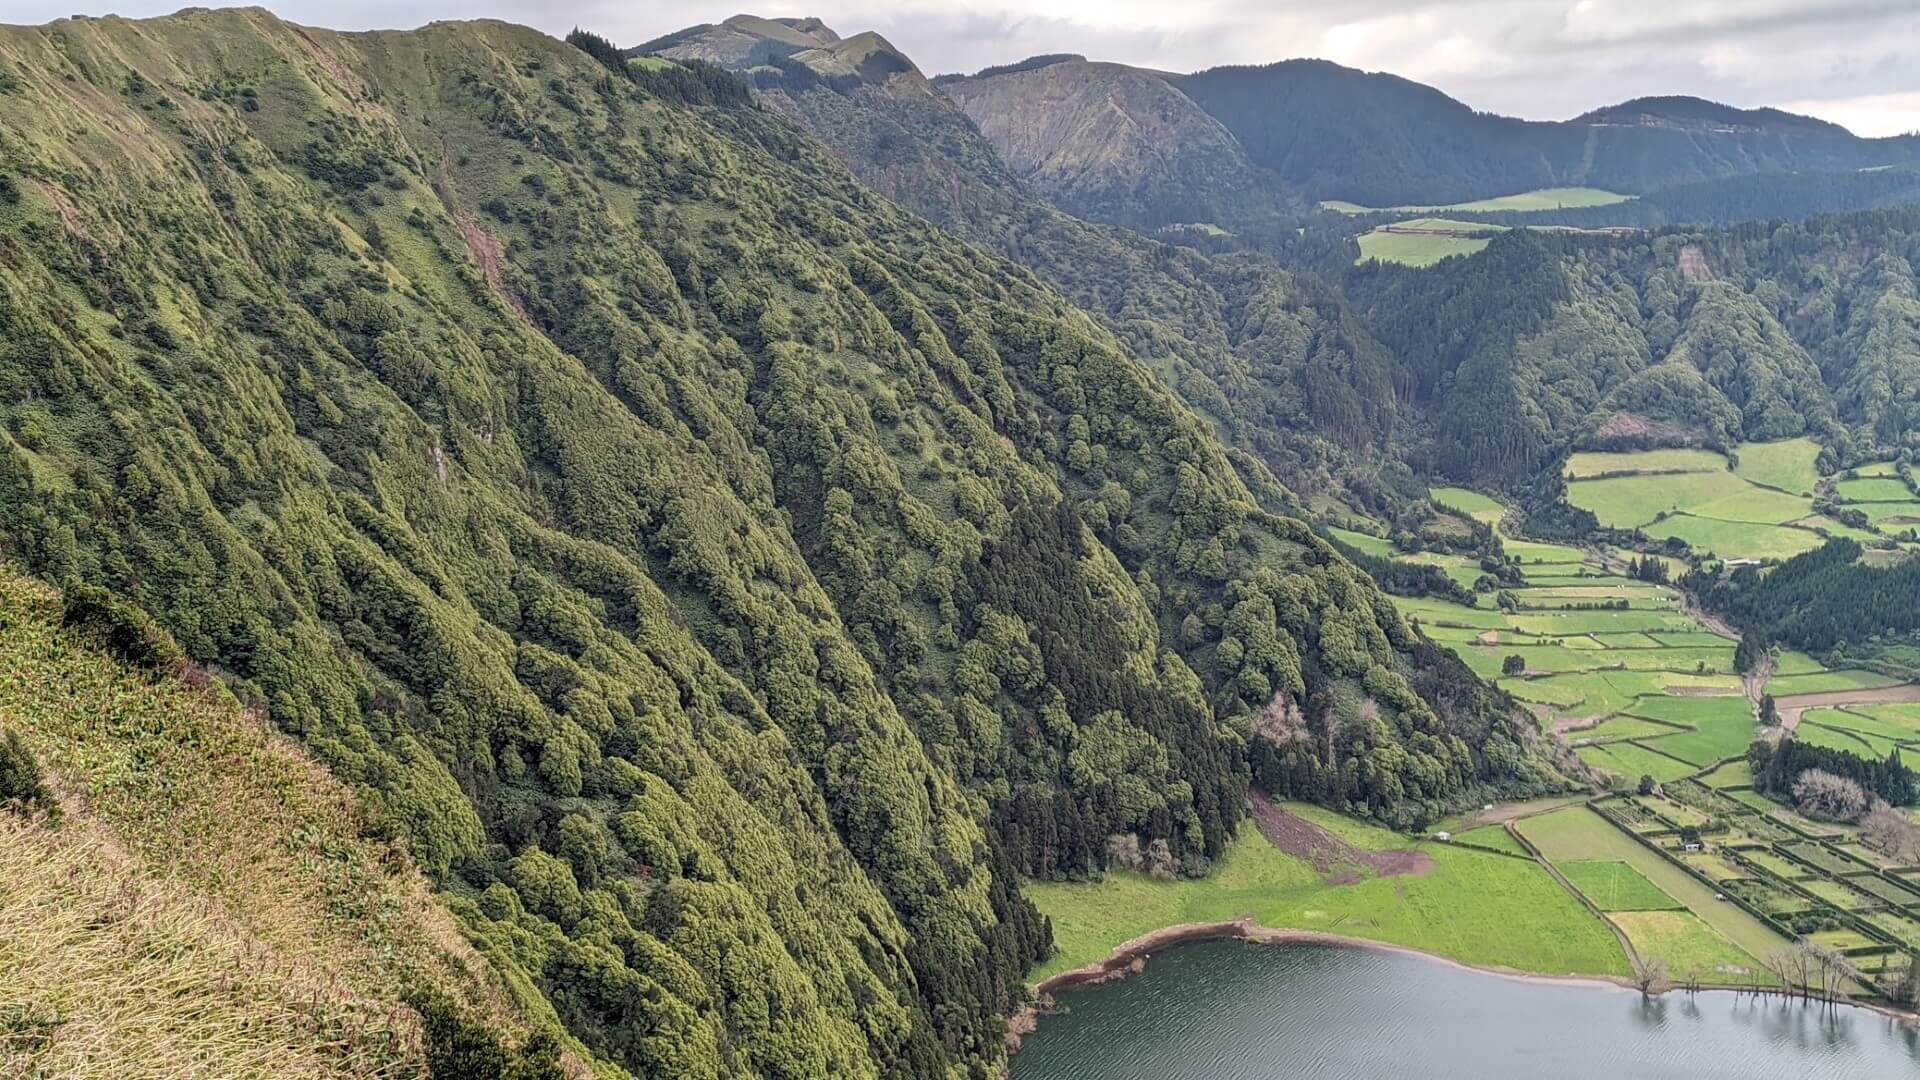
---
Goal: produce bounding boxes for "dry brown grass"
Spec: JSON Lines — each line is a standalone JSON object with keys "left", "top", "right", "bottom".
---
{"left": 0, "top": 568, "right": 527, "bottom": 1078}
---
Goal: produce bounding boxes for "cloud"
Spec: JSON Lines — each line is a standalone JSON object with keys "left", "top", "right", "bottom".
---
{"left": 1784, "top": 91, "right": 1920, "bottom": 138}
{"left": 10, "top": 0, "right": 1920, "bottom": 132}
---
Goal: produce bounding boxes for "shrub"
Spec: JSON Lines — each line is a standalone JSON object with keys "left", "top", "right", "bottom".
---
{"left": 410, "top": 986, "right": 566, "bottom": 1080}
{"left": 59, "top": 584, "right": 185, "bottom": 675}
{"left": 0, "top": 729, "right": 59, "bottom": 824}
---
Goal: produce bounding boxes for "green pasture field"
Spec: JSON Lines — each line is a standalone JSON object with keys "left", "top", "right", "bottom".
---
{"left": 1766, "top": 669, "right": 1904, "bottom": 696}
{"left": 1611, "top": 911, "right": 1763, "bottom": 978}
{"left": 1571, "top": 716, "right": 1686, "bottom": 743}
{"left": 1578, "top": 742, "right": 1695, "bottom": 783}
{"left": 1504, "top": 678, "right": 1590, "bottom": 707}
{"left": 1568, "top": 471, "right": 1755, "bottom": 526}
{"left": 1771, "top": 650, "right": 1826, "bottom": 675}
{"left": 1852, "top": 874, "right": 1920, "bottom": 906}
{"left": 1858, "top": 702, "right": 1920, "bottom": 729}
{"left": 1733, "top": 438, "right": 1821, "bottom": 496}
{"left": 1688, "top": 487, "right": 1820, "bottom": 525}
{"left": 1430, "top": 486, "right": 1504, "bottom": 523}
{"left": 1025, "top": 807, "right": 1630, "bottom": 981}
{"left": 1503, "top": 538, "right": 1588, "bottom": 563}
{"left": 1606, "top": 646, "right": 1732, "bottom": 672}
{"left": 1565, "top": 448, "right": 1726, "bottom": 478}
{"left": 1649, "top": 632, "right": 1734, "bottom": 648}
{"left": 1783, "top": 842, "right": 1864, "bottom": 876}
{"left": 1591, "top": 632, "right": 1672, "bottom": 648}
{"left": 1796, "top": 722, "right": 1902, "bottom": 758}
{"left": 1621, "top": 696, "right": 1755, "bottom": 765}
{"left": 1452, "top": 825, "right": 1528, "bottom": 856}
{"left": 1531, "top": 670, "right": 1740, "bottom": 717}
{"left": 1803, "top": 707, "right": 1919, "bottom": 746}
{"left": 1638, "top": 515, "right": 1825, "bottom": 561}
{"left": 1857, "top": 500, "right": 1920, "bottom": 524}
{"left": 1397, "top": 597, "right": 1510, "bottom": 629}
{"left": 1509, "top": 611, "right": 1699, "bottom": 634}
{"left": 1791, "top": 515, "right": 1882, "bottom": 542}
{"left": 1701, "top": 759, "right": 1752, "bottom": 788}
{"left": 1559, "top": 860, "right": 1682, "bottom": 911}
{"left": 1855, "top": 461, "right": 1901, "bottom": 477}
{"left": 1517, "top": 808, "right": 1788, "bottom": 963}
{"left": 1356, "top": 219, "right": 1498, "bottom": 268}
{"left": 1834, "top": 477, "right": 1914, "bottom": 502}
{"left": 1328, "top": 527, "right": 1395, "bottom": 557}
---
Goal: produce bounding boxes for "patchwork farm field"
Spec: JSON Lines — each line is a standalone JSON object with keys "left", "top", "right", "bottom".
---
{"left": 1040, "top": 473, "right": 1920, "bottom": 1003}
{"left": 1561, "top": 439, "right": 1894, "bottom": 561}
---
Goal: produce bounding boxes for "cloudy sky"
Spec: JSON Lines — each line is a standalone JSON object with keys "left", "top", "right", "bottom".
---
{"left": 12, "top": 1, "right": 1920, "bottom": 135}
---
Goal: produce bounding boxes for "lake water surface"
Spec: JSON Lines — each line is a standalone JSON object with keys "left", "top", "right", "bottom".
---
{"left": 1012, "top": 940, "right": 1920, "bottom": 1079}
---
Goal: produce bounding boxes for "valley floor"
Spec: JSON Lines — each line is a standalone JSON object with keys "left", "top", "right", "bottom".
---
{"left": 1030, "top": 457, "right": 1920, "bottom": 1008}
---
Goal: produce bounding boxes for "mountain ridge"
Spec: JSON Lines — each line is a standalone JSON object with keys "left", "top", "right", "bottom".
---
{"left": 0, "top": 10, "right": 1565, "bottom": 1076}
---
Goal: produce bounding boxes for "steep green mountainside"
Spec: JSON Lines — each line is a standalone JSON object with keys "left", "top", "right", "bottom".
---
{"left": 1355, "top": 211, "right": 1920, "bottom": 480}
{"left": 631, "top": 17, "right": 1425, "bottom": 522}
{"left": 637, "top": 16, "right": 1436, "bottom": 522}
{"left": 0, "top": 12, "right": 1559, "bottom": 1076}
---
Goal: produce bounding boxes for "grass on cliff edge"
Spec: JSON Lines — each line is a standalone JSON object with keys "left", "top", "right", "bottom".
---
{"left": 1024, "top": 802, "right": 1630, "bottom": 983}
{"left": 0, "top": 567, "right": 554, "bottom": 1078}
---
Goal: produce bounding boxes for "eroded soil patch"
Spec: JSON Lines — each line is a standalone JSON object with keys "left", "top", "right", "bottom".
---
{"left": 1249, "top": 791, "right": 1432, "bottom": 879}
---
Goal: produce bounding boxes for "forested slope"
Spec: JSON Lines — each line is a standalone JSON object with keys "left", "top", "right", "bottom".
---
{"left": 0, "top": 12, "right": 1561, "bottom": 1076}
{"left": 1353, "top": 211, "right": 1920, "bottom": 480}
{"left": 634, "top": 18, "right": 1422, "bottom": 520}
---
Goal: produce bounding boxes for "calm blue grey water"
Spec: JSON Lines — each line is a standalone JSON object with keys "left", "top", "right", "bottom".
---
{"left": 1011, "top": 941, "right": 1920, "bottom": 1079}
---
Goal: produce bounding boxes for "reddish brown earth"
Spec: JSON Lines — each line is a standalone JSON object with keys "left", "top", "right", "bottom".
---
{"left": 1775, "top": 684, "right": 1920, "bottom": 733}
{"left": 1248, "top": 791, "right": 1432, "bottom": 880}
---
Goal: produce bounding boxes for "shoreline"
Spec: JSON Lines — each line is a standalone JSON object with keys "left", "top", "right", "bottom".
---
{"left": 1005, "top": 918, "right": 1918, "bottom": 1060}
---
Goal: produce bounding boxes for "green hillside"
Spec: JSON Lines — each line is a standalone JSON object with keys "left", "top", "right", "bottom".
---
{"left": 0, "top": 565, "right": 560, "bottom": 1076}
{"left": 0, "top": 13, "right": 1562, "bottom": 1076}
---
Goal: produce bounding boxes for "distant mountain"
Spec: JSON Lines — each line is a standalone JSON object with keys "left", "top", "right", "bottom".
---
{"left": 935, "top": 54, "right": 1920, "bottom": 212}
{"left": 933, "top": 55, "right": 1291, "bottom": 231}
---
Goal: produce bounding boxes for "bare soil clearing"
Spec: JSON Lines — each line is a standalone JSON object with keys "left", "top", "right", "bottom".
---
{"left": 1248, "top": 792, "right": 1433, "bottom": 879}
{"left": 1774, "top": 684, "right": 1920, "bottom": 732}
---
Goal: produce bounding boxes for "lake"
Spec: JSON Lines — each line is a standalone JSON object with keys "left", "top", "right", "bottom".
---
{"left": 1012, "top": 940, "right": 1920, "bottom": 1079}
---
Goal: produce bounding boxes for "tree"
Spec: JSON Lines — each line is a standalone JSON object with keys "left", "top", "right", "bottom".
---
{"left": 1758, "top": 694, "right": 1780, "bottom": 727}
{"left": 1637, "top": 774, "right": 1657, "bottom": 796}
{"left": 1791, "top": 769, "right": 1869, "bottom": 822}
{"left": 1861, "top": 804, "right": 1920, "bottom": 862}
{"left": 0, "top": 729, "right": 59, "bottom": 824}
{"left": 1501, "top": 654, "right": 1526, "bottom": 676}
{"left": 1633, "top": 957, "right": 1669, "bottom": 998}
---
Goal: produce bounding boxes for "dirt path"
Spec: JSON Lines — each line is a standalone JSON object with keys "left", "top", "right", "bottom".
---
{"left": 1248, "top": 792, "right": 1432, "bottom": 881}
{"left": 1773, "top": 684, "right": 1920, "bottom": 733}
{"left": 1745, "top": 650, "right": 1776, "bottom": 712}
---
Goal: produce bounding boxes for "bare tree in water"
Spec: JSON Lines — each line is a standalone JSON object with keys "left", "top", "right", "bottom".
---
{"left": 1634, "top": 957, "right": 1670, "bottom": 998}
